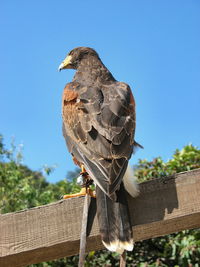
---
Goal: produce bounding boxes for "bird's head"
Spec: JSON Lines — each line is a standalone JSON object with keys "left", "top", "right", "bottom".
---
{"left": 58, "top": 47, "right": 99, "bottom": 71}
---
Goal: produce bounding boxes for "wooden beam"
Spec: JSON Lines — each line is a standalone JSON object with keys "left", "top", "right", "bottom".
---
{"left": 0, "top": 169, "right": 200, "bottom": 267}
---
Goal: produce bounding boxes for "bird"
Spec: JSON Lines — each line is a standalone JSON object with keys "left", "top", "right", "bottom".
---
{"left": 58, "top": 47, "right": 140, "bottom": 254}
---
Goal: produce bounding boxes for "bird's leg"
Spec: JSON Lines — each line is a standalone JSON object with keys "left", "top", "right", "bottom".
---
{"left": 80, "top": 164, "right": 87, "bottom": 175}
{"left": 80, "top": 165, "right": 96, "bottom": 197}
{"left": 63, "top": 164, "right": 96, "bottom": 199}
{"left": 63, "top": 187, "right": 87, "bottom": 199}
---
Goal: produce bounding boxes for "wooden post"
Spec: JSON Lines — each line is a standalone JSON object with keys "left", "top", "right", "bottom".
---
{"left": 0, "top": 169, "right": 200, "bottom": 267}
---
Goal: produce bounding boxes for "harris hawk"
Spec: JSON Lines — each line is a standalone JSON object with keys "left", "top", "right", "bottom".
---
{"left": 59, "top": 47, "right": 140, "bottom": 254}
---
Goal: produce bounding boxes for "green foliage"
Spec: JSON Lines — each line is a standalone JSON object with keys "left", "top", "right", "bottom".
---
{"left": 135, "top": 144, "right": 200, "bottom": 182}
{"left": 0, "top": 135, "right": 200, "bottom": 266}
{"left": 0, "top": 136, "right": 81, "bottom": 214}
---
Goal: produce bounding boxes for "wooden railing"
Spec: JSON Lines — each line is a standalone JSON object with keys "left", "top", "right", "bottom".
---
{"left": 0, "top": 169, "right": 200, "bottom": 267}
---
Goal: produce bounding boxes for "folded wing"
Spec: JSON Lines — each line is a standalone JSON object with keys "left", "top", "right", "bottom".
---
{"left": 62, "top": 81, "right": 136, "bottom": 199}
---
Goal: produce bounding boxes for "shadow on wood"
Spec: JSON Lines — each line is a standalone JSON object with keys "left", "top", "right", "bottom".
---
{"left": 128, "top": 172, "right": 179, "bottom": 226}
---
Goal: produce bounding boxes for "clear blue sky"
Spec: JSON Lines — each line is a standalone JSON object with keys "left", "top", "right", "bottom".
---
{"left": 1, "top": 1, "right": 200, "bottom": 182}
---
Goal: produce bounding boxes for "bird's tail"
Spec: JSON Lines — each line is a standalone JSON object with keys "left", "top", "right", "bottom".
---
{"left": 96, "top": 183, "right": 133, "bottom": 254}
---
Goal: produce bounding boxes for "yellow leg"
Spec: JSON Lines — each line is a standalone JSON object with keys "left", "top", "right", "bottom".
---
{"left": 80, "top": 164, "right": 87, "bottom": 175}
{"left": 63, "top": 187, "right": 87, "bottom": 199}
{"left": 63, "top": 164, "right": 96, "bottom": 199}
{"left": 63, "top": 187, "right": 96, "bottom": 199}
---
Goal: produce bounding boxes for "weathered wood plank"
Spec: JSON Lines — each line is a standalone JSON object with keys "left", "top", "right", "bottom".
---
{"left": 0, "top": 169, "right": 200, "bottom": 267}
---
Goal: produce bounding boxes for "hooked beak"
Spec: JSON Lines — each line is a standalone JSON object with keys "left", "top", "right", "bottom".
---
{"left": 58, "top": 55, "right": 72, "bottom": 71}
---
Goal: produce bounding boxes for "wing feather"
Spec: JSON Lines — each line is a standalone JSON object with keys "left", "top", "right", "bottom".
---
{"left": 62, "top": 81, "right": 136, "bottom": 198}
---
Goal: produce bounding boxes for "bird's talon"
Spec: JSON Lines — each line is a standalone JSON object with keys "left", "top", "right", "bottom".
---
{"left": 63, "top": 187, "right": 87, "bottom": 199}
{"left": 63, "top": 187, "right": 96, "bottom": 199}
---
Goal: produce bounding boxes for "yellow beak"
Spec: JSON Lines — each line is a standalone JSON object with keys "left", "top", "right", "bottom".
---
{"left": 58, "top": 55, "right": 72, "bottom": 71}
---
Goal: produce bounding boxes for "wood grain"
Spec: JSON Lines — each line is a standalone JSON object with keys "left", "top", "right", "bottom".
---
{"left": 0, "top": 169, "right": 200, "bottom": 267}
